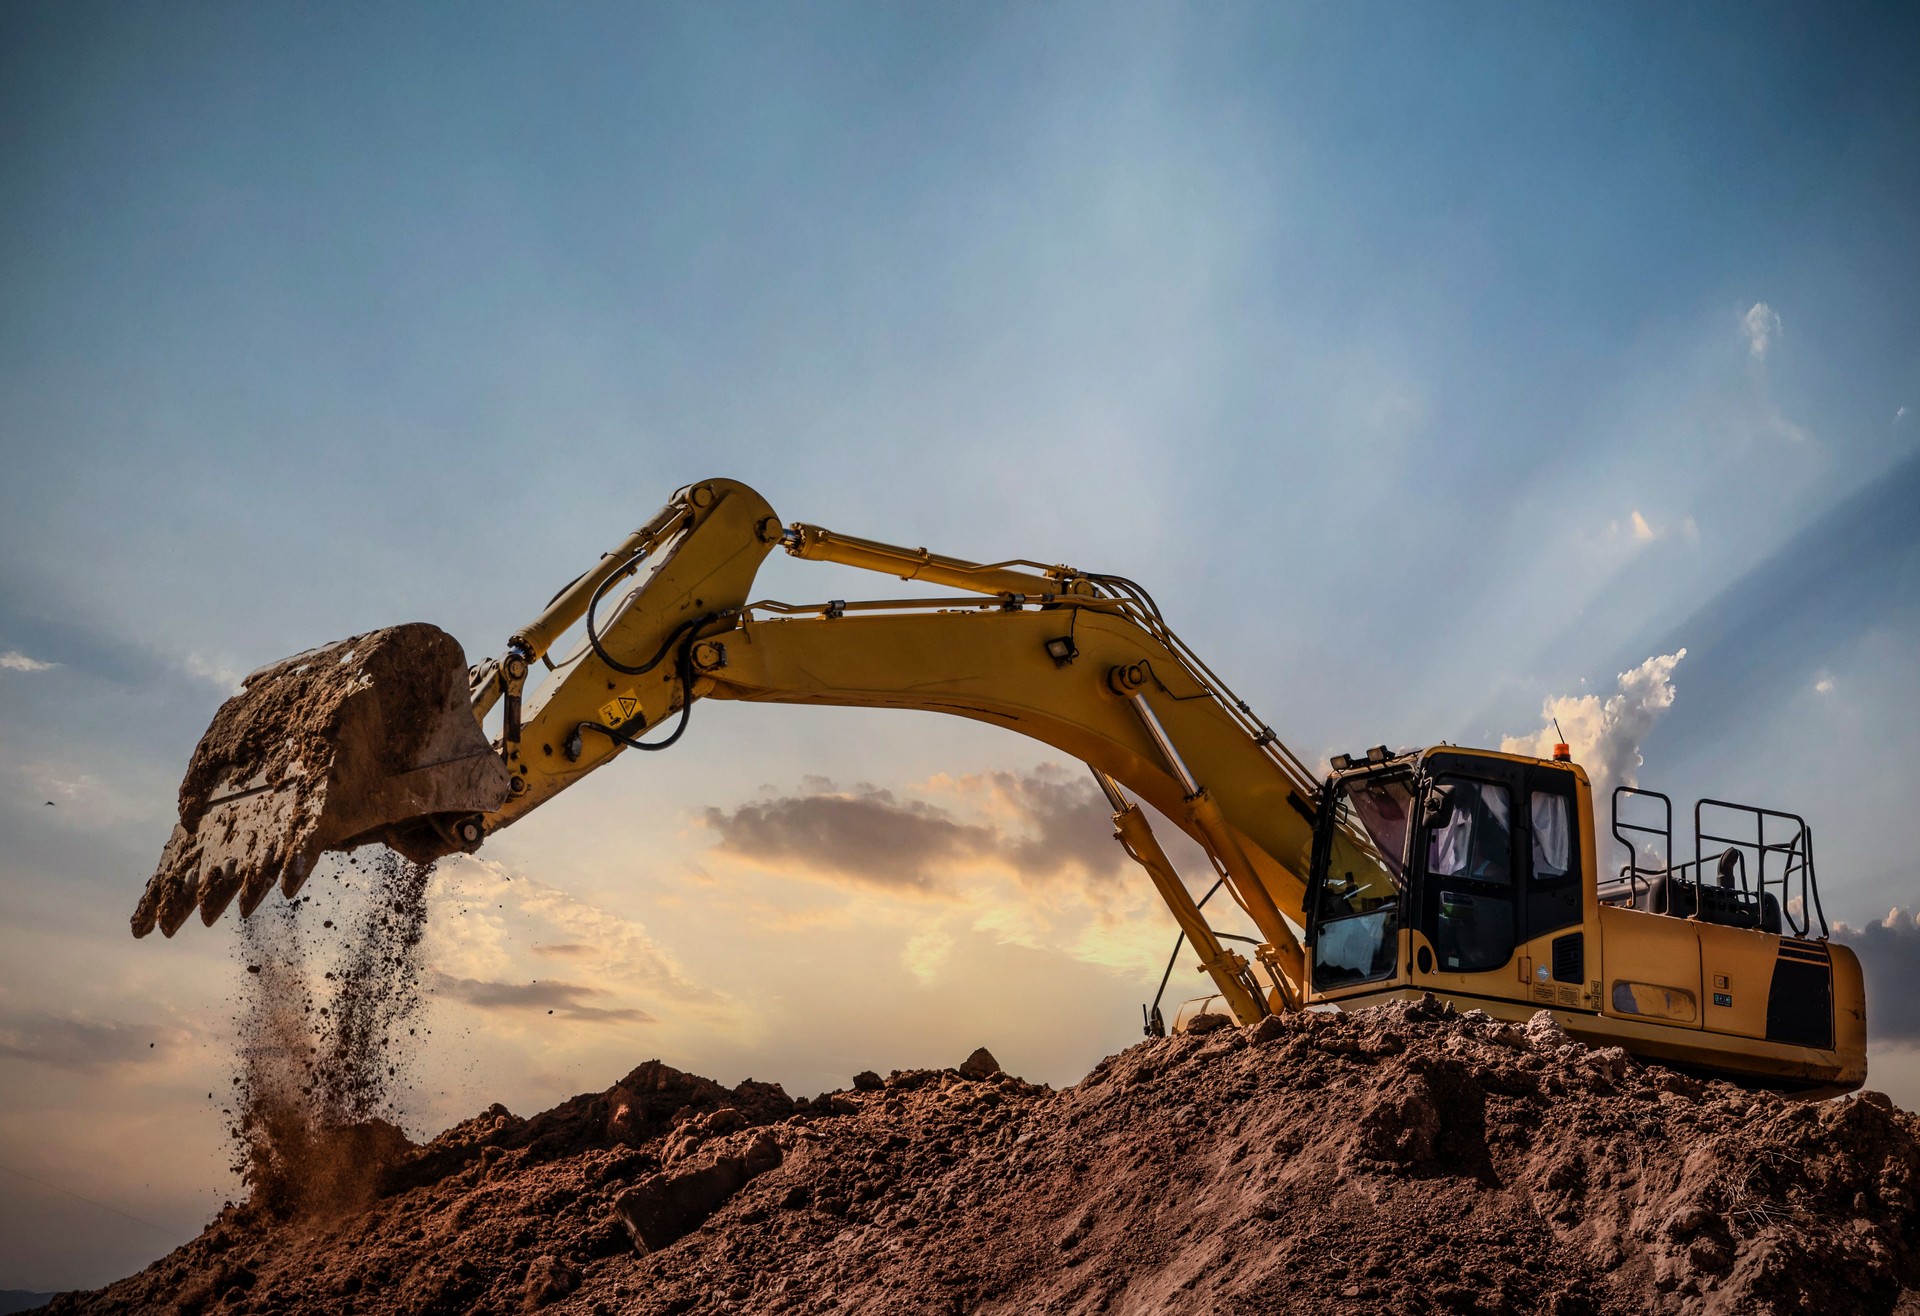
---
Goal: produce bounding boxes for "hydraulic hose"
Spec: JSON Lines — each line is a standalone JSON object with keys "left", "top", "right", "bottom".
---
{"left": 572, "top": 625, "right": 708, "bottom": 754}
{"left": 582, "top": 550, "right": 717, "bottom": 677}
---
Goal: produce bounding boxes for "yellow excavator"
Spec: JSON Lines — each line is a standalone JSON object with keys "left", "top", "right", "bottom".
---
{"left": 132, "top": 477, "right": 1867, "bottom": 1096}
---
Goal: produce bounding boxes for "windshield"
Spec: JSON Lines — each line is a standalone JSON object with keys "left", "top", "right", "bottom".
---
{"left": 1313, "top": 773, "right": 1412, "bottom": 924}
{"left": 1309, "top": 773, "right": 1411, "bottom": 990}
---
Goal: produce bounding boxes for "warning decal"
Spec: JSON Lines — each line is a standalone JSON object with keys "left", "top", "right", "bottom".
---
{"left": 599, "top": 692, "right": 643, "bottom": 727}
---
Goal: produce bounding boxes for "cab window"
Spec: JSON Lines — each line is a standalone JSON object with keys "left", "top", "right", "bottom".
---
{"left": 1426, "top": 777, "right": 1517, "bottom": 973}
{"left": 1530, "top": 791, "right": 1572, "bottom": 880}
{"left": 1427, "top": 779, "right": 1512, "bottom": 883}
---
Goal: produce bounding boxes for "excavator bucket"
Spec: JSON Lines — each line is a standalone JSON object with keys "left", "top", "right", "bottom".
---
{"left": 131, "top": 623, "right": 512, "bottom": 938}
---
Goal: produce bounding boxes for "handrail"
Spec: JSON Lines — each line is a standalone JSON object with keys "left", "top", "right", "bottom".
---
{"left": 1611, "top": 786, "right": 1672, "bottom": 907}
{"left": 1694, "top": 798, "right": 1826, "bottom": 938}
{"left": 1608, "top": 786, "right": 1829, "bottom": 938}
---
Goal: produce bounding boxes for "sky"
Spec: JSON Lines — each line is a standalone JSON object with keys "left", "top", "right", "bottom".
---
{"left": 3, "top": 0, "right": 1918, "bottom": 1294}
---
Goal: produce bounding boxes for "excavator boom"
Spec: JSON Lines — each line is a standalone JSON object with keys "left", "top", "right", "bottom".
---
{"left": 135, "top": 477, "right": 1321, "bottom": 1011}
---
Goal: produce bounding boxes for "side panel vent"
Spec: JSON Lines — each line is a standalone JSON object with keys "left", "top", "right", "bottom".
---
{"left": 1766, "top": 954, "right": 1834, "bottom": 1050}
{"left": 1552, "top": 932, "right": 1584, "bottom": 984}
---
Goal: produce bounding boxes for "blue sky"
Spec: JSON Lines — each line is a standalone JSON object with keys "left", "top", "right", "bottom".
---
{"left": 2, "top": 1, "right": 1917, "bottom": 1293}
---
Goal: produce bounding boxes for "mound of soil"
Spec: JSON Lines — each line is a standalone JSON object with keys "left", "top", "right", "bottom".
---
{"left": 42, "top": 1000, "right": 1920, "bottom": 1315}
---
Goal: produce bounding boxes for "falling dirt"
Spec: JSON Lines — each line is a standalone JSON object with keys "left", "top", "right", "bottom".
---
{"left": 227, "top": 850, "right": 436, "bottom": 1220}
{"left": 42, "top": 998, "right": 1920, "bottom": 1315}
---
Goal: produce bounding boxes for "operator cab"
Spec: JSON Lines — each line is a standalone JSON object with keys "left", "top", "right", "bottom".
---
{"left": 1305, "top": 745, "right": 1586, "bottom": 998}
{"left": 1296, "top": 743, "right": 1861, "bottom": 1096}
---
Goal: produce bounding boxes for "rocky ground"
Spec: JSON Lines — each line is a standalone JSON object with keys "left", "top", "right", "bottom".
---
{"left": 41, "top": 998, "right": 1920, "bottom": 1315}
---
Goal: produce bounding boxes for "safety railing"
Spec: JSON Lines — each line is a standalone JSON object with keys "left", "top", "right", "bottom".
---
{"left": 1695, "top": 798, "right": 1825, "bottom": 938}
{"left": 1603, "top": 786, "right": 1672, "bottom": 907}
{"left": 1602, "top": 786, "right": 1826, "bottom": 938}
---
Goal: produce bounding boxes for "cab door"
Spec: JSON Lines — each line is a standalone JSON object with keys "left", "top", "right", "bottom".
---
{"left": 1519, "top": 763, "right": 1591, "bottom": 1006}
{"left": 1415, "top": 763, "right": 1523, "bottom": 980}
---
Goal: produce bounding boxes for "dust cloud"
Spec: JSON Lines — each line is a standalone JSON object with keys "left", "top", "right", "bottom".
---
{"left": 231, "top": 850, "right": 434, "bottom": 1217}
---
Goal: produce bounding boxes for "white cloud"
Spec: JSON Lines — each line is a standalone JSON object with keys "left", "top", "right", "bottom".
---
{"left": 422, "top": 855, "right": 750, "bottom": 1038}
{"left": 0, "top": 650, "right": 57, "bottom": 673}
{"left": 900, "top": 927, "right": 955, "bottom": 985}
{"left": 1767, "top": 412, "right": 1811, "bottom": 443}
{"left": 1604, "top": 510, "right": 1662, "bottom": 545}
{"left": 1501, "top": 650, "right": 1687, "bottom": 799}
{"left": 1814, "top": 673, "right": 1835, "bottom": 695}
{"left": 1899, "top": 406, "right": 1909, "bottom": 422}
{"left": 1743, "top": 302, "right": 1781, "bottom": 359}
{"left": 180, "top": 652, "right": 244, "bottom": 694}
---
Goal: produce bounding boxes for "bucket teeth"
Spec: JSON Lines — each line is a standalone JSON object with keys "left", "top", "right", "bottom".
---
{"left": 236, "top": 861, "right": 282, "bottom": 921}
{"left": 280, "top": 853, "right": 315, "bottom": 902}
{"left": 195, "top": 859, "right": 249, "bottom": 928}
{"left": 155, "top": 871, "right": 201, "bottom": 939}
{"left": 133, "top": 623, "right": 512, "bottom": 936}
{"left": 131, "top": 829, "right": 201, "bottom": 939}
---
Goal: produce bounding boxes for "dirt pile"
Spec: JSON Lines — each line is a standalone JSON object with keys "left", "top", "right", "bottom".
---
{"left": 44, "top": 999, "right": 1920, "bottom": 1315}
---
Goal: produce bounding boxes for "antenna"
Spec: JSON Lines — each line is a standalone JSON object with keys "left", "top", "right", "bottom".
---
{"left": 1552, "top": 717, "right": 1565, "bottom": 742}
{"left": 1551, "top": 718, "right": 1571, "bottom": 763}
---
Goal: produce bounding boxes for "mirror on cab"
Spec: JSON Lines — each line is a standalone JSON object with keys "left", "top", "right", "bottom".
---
{"left": 1422, "top": 783, "right": 1456, "bottom": 831}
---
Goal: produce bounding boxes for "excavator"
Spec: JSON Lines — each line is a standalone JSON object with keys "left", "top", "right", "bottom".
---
{"left": 131, "top": 478, "right": 1867, "bottom": 1097}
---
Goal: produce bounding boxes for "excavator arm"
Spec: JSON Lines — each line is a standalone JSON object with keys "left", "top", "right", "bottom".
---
{"left": 134, "top": 478, "right": 1328, "bottom": 1019}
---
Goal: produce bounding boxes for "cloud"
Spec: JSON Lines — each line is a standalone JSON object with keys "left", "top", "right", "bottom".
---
{"left": 1814, "top": 673, "right": 1835, "bottom": 695}
{"left": 0, "top": 649, "right": 57, "bottom": 672}
{"left": 429, "top": 973, "right": 655, "bottom": 1025}
{"left": 180, "top": 652, "right": 243, "bottom": 693}
{"left": 696, "top": 766, "right": 1191, "bottom": 980}
{"left": 0, "top": 1014, "right": 170, "bottom": 1070}
{"left": 422, "top": 856, "right": 745, "bottom": 1036}
{"left": 1743, "top": 302, "right": 1782, "bottom": 359}
{"left": 1605, "top": 511, "right": 1663, "bottom": 545}
{"left": 529, "top": 943, "right": 598, "bottom": 960}
{"left": 699, "top": 766, "right": 1129, "bottom": 900}
{"left": 1501, "top": 650, "right": 1687, "bottom": 798}
{"left": 938, "top": 767, "right": 1132, "bottom": 893}
{"left": 900, "top": 927, "right": 955, "bottom": 985}
{"left": 701, "top": 787, "right": 993, "bottom": 895}
{"left": 1833, "top": 909, "right": 1920, "bottom": 1046}
{"left": 1767, "top": 412, "right": 1810, "bottom": 443}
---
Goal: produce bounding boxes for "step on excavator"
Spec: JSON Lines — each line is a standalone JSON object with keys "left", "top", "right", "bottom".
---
{"left": 133, "top": 478, "right": 1868, "bottom": 1096}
